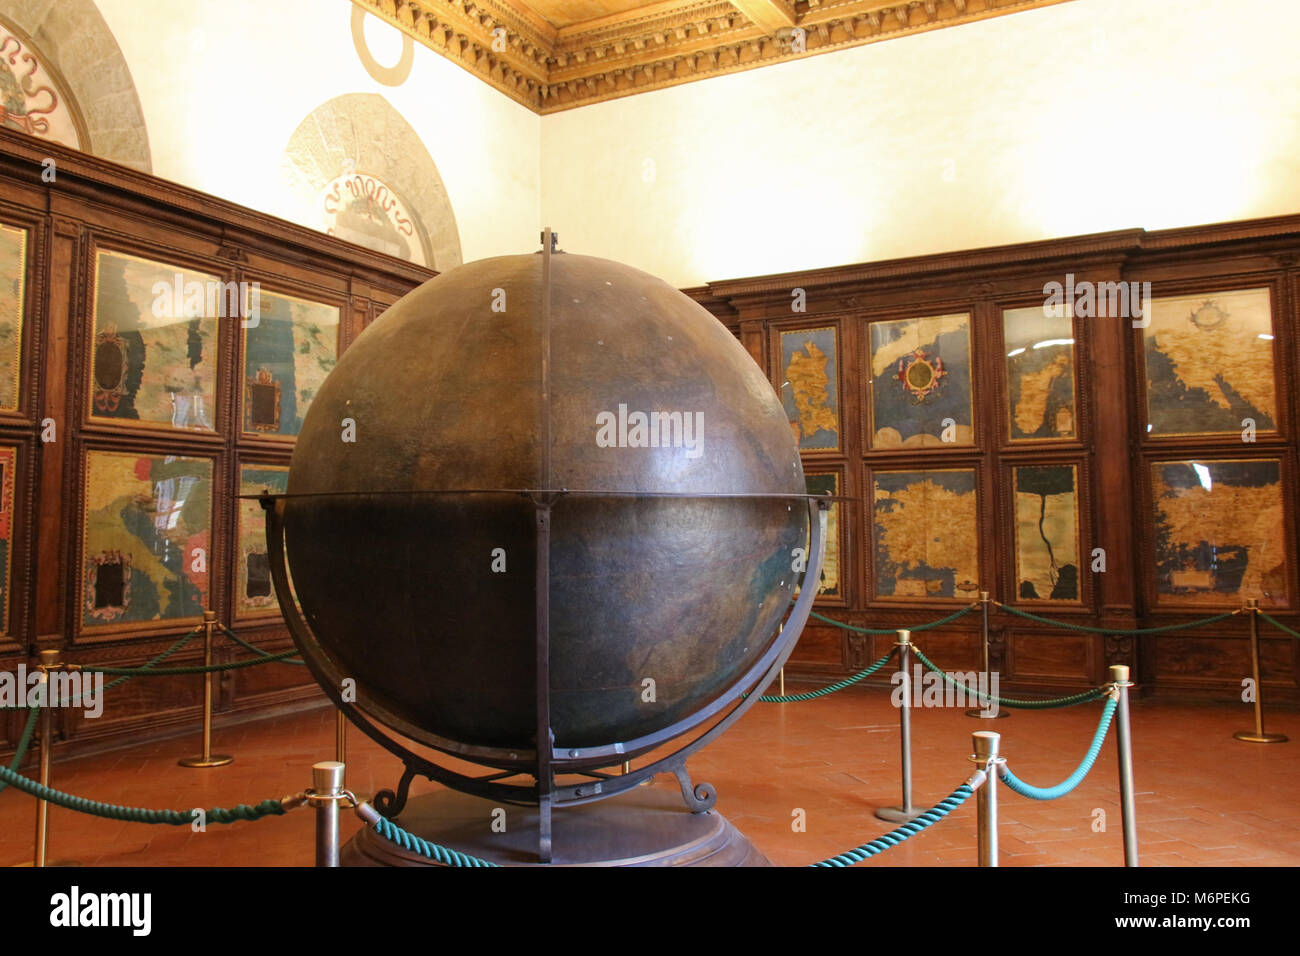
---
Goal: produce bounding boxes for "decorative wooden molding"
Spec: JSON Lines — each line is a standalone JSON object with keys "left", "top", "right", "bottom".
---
{"left": 353, "top": 0, "right": 1073, "bottom": 113}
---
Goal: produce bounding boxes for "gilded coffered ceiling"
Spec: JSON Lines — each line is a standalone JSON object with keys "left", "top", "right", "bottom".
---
{"left": 354, "top": 0, "right": 1072, "bottom": 113}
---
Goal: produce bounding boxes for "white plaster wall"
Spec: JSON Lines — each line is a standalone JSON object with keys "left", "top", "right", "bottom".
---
{"left": 93, "top": 0, "right": 541, "bottom": 264}
{"left": 541, "top": 0, "right": 1300, "bottom": 286}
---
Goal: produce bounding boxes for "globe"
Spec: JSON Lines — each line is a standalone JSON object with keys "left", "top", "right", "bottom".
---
{"left": 281, "top": 251, "right": 808, "bottom": 765}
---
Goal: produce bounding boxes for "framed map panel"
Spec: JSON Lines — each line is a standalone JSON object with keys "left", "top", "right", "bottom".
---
{"left": 1142, "top": 288, "right": 1276, "bottom": 437}
{"left": 89, "top": 250, "right": 222, "bottom": 432}
{"left": 242, "top": 288, "right": 340, "bottom": 437}
{"left": 237, "top": 463, "right": 288, "bottom": 615}
{"left": 1151, "top": 458, "right": 1286, "bottom": 607}
{"left": 81, "top": 450, "right": 213, "bottom": 629}
{"left": 779, "top": 326, "right": 840, "bottom": 451}
{"left": 1004, "top": 305, "right": 1075, "bottom": 441}
{"left": 0, "top": 223, "right": 26, "bottom": 412}
{"left": 873, "top": 468, "right": 979, "bottom": 599}
{"left": 868, "top": 313, "right": 973, "bottom": 448}
{"left": 799, "top": 471, "right": 841, "bottom": 600}
{"left": 1012, "top": 464, "right": 1081, "bottom": 602}
{"left": 0, "top": 445, "right": 15, "bottom": 635}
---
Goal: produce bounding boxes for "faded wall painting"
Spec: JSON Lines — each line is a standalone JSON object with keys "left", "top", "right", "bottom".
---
{"left": 1004, "top": 305, "right": 1075, "bottom": 440}
{"left": 802, "top": 471, "right": 840, "bottom": 598}
{"left": 1013, "top": 465, "right": 1080, "bottom": 601}
{"left": 869, "top": 313, "right": 973, "bottom": 447}
{"left": 873, "top": 469, "right": 979, "bottom": 599}
{"left": 0, "top": 222, "right": 25, "bottom": 412}
{"left": 237, "top": 464, "right": 288, "bottom": 614}
{"left": 243, "top": 289, "right": 339, "bottom": 437}
{"left": 780, "top": 327, "right": 840, "bottom": 451}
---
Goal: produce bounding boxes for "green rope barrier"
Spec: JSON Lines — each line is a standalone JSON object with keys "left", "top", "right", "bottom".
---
{"left": 997, "top": 697, "right": 1118, "bottom": 800}
{"left": 911, "top": 646, "right": 1109, "bottom": 709}
{"left": 217, "top": 625, "right": 306, "bottom": 665}
{"left": 368, "top": 815, "right": 501, "bottom": 867}
{"left": 0, "top": 762, "right": 289, "bottom": 824}
{"left": 998, "top": 603, "right": 1239, "bottom": 635}
{"left": 95, "top": 649, "right": 300, "bottom": 676}
{"left": 809, "top": 777, "right": 981, "bottom": 867}
{"left": 809, "top": 604, "right": 976, "bottom": 635}
{"left": 1258, "top": 611, "right": 1300, "bottom": 640}
{"left": 0, "top": 705, "right": 40, "bottom": 795}
{"left": 753, "top": 648, "right": 897, "bottom": 702}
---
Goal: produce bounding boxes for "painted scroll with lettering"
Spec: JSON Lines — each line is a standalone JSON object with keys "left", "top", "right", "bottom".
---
{"left": 873, "top": 469, "right": 979, "bottom": 598}
{"left": 90, "top": 250, "right": 220, "bottom": 431}
{"left": 1004, "top": 305, "right": 1075, "bottom": 440}
{"left": 869, "top": 314, "right": 973, "bottom": 447}
{"left": 1143, "top": 288, "right": 1276, "bottom": 436}
{"left": 0, "top": 223, "right": 25, "bottom": 412}
{"left": 238, "top": 464, "right": 289, "bottom": 614}
{"left": 800, "top": 472, "right": 840, "bottom": 598}
{"left": 0, "top": 445, "right": 14, "bottom": 635}
{"left": 780, "top": 327, "right": 839, "bottom": 451}
{"left": 82, "top": 451, "right": 212, "bottom": 628}
{"left": 243, "top": 289, "right": 339, "bottom": 436}
{"left": 1152, "top": 459, "right": 1285, "bottom": 606}
{"left": 1013, "top": 465, "right": 1080, "bottom": 601}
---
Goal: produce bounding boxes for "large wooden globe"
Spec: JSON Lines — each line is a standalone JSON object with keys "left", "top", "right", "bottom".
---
{"left": 281, "top": 251, "right": 807, "bottom": 764}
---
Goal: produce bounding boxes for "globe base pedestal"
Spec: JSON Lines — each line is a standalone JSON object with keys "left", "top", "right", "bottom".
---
{"left": 340, "top": 785, "right": 771, "bottom": 867}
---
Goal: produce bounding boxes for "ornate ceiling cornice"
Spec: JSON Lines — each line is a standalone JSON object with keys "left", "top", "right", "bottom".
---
{"left": 354, "top": 0, "right": 1073, "bottom": 113}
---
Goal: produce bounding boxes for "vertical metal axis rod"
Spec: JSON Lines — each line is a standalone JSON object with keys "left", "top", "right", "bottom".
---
{"left": 875, "top": 630, "right": 922, "bottom": 823}
{"left": 179, "top": 611, "right": 233, "bottom": 767}
{"left": 1109, "top": 665, "right": 1139, "bottom": 867}
{"left": 971, "top": 730, "right": 1001, "bottom": 867}
{"left": 311, "top": 761, "right": 345, "bottom": 867}
{"left": 1234, "top": 599, "right": 1288, "bottom": 744}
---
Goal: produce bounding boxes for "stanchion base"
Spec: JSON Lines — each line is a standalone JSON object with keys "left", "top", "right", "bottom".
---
{"left": 341, "top": 785, "right": 770, "bottom": 867}
{"left": 965, "top": 708, "right": 1009, "bottom": 719}
{"left": 1233, "top": 731, "right": 1288, "bottom": 744}
{"left": 13, "top": 859, "right": 80, "bottom": 867}
{"left": 874, "top": 805, "right": 926, "bottom": 823}
{"left": 178, "top": 754, "right": 234, "bottom": 767}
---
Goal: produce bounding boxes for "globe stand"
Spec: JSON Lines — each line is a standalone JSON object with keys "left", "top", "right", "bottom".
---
{"left": 262, "top": 491, "right": 830, "bottom": 865}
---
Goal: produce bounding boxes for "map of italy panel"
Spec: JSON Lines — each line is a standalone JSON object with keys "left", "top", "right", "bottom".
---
{"left": 0, "top": 445, "right": 15, "bottom": 635}
{"left": 238, "top": 464, "right": 288, "bottom": 614}
{"left": 869, "top": 314, "right": 973, "bottom": 448}
{"left": 873, "top": 469, "right": 979, "bottom": 599}
{"left": 780, "top": 327, "right": 839, "bottom": 451}
{"left": 1151, "top": 459, "right": 1286, "bottom": 607}
{"left": 90, "top": 250, "right": 220, "bottom": 431}
{"left": 243, "top": 289, "right": 339, "bottom": 436}
{"left": 1143, "top": 288, "right": 1276, "bottom": 436}
{"left": 799, "top": 472, "right": 840, "bottom": 598}
{"left": 0, "top": 223, "right": 26, "bottom": 412}
{"left": 82, "top": 451, "right": 212, "bottom": 627}
{"left": 1004, "top": 305, "right": 1075, "bottom": 440}
{"left": 1013, "top": 465, "right": 1080, "bottom": 601}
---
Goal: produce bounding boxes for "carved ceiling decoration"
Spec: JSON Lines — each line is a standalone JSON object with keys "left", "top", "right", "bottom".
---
{"left": 353, "top": 0, "right": 1072, "bottom": 113}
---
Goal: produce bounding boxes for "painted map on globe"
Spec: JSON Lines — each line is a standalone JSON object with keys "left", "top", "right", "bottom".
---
{"left": 873, "top": 469, "right": 979, "bottom": 598}
{"left": 869, "top": 314, "right": 972, "bottom": 447}
{"left": 1143, "top": 289, "right": 1275, "bottom": 436}
{"left": 1152, "top": 459, "right": 1285, "bottom": 606}
{"left": 82, "top": 452, "right": 211, "bottom": 627}
{"left": 243, "top": 290, "right": 339, "bottom": 436}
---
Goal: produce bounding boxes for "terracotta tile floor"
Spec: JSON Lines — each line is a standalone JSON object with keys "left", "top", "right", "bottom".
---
{"left": 1, "top": 686, "right": 1297, "bottom": 867}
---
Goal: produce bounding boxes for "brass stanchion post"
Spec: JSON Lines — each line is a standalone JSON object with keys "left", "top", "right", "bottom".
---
{"left": 971, "top": 730, "right": 1002, "bottom": 867}
{"left": 779, "top": 667, "right": 785, "bottom": 698}
{"left": 876, "top": 629, "right": 923, "bottom": 823}
{"left": 967, "top": 590, "right": 1007, "bottom": 719}
{"left": 1109, "top": 664, "right": 1139, "bottom": 866}
{"left": 308, "top": 761, "right": 347, "bottom": 867}
{"left": 22, "top": 650, "right": 80, "bottom": 868}
{"left": 179, "top": 611, "right": 233, "bottom": 767}
{"left": 1234, "top": 599, "right": 1288, "bottom": 744}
